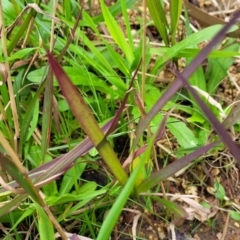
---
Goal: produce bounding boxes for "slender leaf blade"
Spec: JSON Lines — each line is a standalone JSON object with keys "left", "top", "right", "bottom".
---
{"left": 47, "top": 53, "right": 128, "bottom": 185}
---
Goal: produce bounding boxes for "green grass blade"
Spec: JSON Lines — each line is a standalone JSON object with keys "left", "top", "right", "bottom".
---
{"left": 150, "top": 25, "right": 237, "bottom": 75}
{"left": 120, "top": 0, "right": 134, "bottom": 49}
{"left": 36, "top": 203, "right": 54, "bottom": 240}
{"left": 136, "top": 142, "right": 219, "bottom": 193}
{"left": 97, "top": 155, "right": 147, "bottom": 240}
{"left": 10, "top": 206, "right": 35, "bottom": 232}
{"left": 19, "top": 79, "right": 46, "bottom": 156}
{"left": 7, "top": 1, "right": 41, "bottom": 54}
{"left": 153, "top": 196, "right": 187, "bottom": 219}
{"left": 63, "top": 0, "right": 71, "bottom": 21}
{"left": 150, "top": 47, "right": 240, "bottom": 58}
{"left": 99, "top": 0, "right": 134, "bottom": 64}
{"left": 41, "top": 69, "right": 53, "bottom": 163}
{"left": 0, "top": 194, "right": 28, "bottom": 217}
{"left": 0, "top": 154, "right": 41, "bottom": 205}
{"left": 82, "top": 10, "right": 131, "bottom": 75}
{"left": 68, "top": 35, "right": 127, "bottom": 93}
{"left": 48, "top": 53, "right": 128, "bottom": 186}
{"left": 93, "top": 0, "right": 136, "bottom": 23}
{"left": 147, "top": 0, "right": 169, "bottom": 45}
{"left": 0, "top": 85, "right": 13, "bottom": 138}
{"left": 170, "top": 0, "right": 183, "bottom": 44}
{"left": 206, "top": 39, "right": 238, "bottom": 94}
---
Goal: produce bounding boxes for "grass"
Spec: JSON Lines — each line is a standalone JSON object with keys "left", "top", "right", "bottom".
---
{"left": 1, "top": 0, "right": 240, "bottom": 239}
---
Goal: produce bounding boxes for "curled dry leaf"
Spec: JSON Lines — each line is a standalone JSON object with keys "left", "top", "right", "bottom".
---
{"left": 132, "top": 212, "right": 142, "bottom": 240}
{"left": 207, "top": 186, "right": 215, "bottom": 195}
{"left": 170, "top": 194, "right": 219, "bottom": 222}
{"left": 185, "top": 198, "right": 219, "bottom": 222}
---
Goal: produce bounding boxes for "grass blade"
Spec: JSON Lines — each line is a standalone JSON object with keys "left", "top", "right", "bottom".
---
{"left": 0, "top": 194, "right": 28, "bottom": 217}
{"left": 99, "top": 0, "right": 134, "bottom": 64}
{"left": 48, "top": 53, "right": 128, "bottom": 185}
{"left": 151, "top": 25, "right": 235, "bottom": 74}
{"left": 170, "top": 0, "right": 183, "bottom": 44}
{"left": 41, "top": 69, "right": 53, "bottom": 163}
{"left": 0, "top": 154, "right": 41, "bottom": 204}
{"left": 137, "top": 141, "right": 219, "bottom": 193}
{"left": 147, "top": 0, "right": 169, "bottom": 45}
{"left": 36, "top": 203, "right": 54, "bottom": 240}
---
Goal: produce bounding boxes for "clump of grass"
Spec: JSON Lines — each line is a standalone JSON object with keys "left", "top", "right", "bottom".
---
{"left": 0, "top": 1, "right": 240, "bottom": 239}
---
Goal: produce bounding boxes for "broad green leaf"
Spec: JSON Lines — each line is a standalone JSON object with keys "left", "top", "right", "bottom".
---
{"left": 214, "top": 181, "right": 225, "bottom": 201}
{"left": 27, "top": 145, "right": 52, "bottom": 167}
{"left": 206, "top": 58, "right": 232, "bottom": 94}
{"left": 43, "top": 181, "right": 58, "bottom": 198}
{"left": 187, "top": 112, "right": 206, "bottom": 124}
{"left": 167, "top": 117, "right": 198, "bottom": 148}
{"left": 27, "top": 66, "right": 112, "bottom": 93}
{"left": 200, "top": 201, "right": 211, "bottom": 209}
{"left": 197, "top": 123, "right": 211, "bottom": 145}
{"left": 58, "top": 99, "right": 69, "bottom": 112}
{"left": 230, "top": 210, "right": 240, "bottom": 221}
{"left": 27, "top": 68, "right": 48, "bottom": 83}
{"left": 187, "top": 65, "right": 206, "bottom": 91}
{"left": 78, "top": 182, "right": 97, "bottom": 194}
{"left": 2, "top": 0, "right": 18, "bottom": 21}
